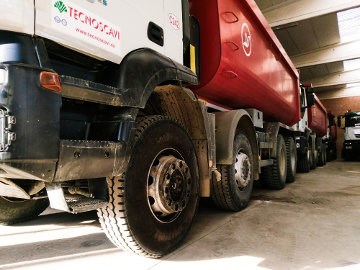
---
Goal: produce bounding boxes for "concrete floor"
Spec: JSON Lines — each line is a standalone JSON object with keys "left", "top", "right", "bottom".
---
{"left": 1, "top": 160, "right": 360, "bottom": 270}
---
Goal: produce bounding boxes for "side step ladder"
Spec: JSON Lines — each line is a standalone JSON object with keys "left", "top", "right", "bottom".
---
{"left": 46, "top": 185, "right": 107, "bottom": 214}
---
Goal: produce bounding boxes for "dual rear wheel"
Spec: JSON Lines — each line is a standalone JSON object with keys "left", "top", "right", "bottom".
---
{"left": 261, "top": 135, "right": 287, "bottom": 190}
{"left": 261, "top": 135, "right": 297, "bottom": 189}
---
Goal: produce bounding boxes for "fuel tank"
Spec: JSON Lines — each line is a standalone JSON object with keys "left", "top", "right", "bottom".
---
{"left": 308, "top": 94, "right": 327, "bottom": 137}
{"left": 189, "top": 0, "right": 300, "bottom": 126}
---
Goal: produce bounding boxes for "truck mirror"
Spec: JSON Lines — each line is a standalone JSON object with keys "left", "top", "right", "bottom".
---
{"left": 306, "top": 92, "right": 315, "bottom": 108}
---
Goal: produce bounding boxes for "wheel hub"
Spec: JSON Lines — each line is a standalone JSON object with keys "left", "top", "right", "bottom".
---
{"left": 234, "top": 152, "right": 251, "bottom": 190}
{"left": 148, "top": 155, "right": 191, "bottom": 221}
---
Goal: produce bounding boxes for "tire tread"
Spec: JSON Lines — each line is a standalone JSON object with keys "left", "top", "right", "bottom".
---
{"left": 97, "top": 116, "right": 168, "bottom": 258}
{"left": 262, "top": 135, "right": 286, "bottom": 190}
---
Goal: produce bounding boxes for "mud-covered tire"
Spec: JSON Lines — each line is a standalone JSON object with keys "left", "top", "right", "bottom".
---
{"left": 211, "top": 132, "right": 253, "bottom": 211}
{"left": 262, "top": 135, "right": 287, "bottom": 190}
{"left": 97, "top": 116, "right": 199, "bottom": 258}
{"left": 0, "top": 197, "right": 49, "bottom": 225}
{"left": 317, "top": 144, "right": 326, "bottom": 166}
{"left": 310, "top": 148, "right": 317, "bottom": 169}
{"left": 297, "top": 148, "right": 311, "bottom": 173}
{"left": 285, "top": 137, "right": 297, "bottom": 183}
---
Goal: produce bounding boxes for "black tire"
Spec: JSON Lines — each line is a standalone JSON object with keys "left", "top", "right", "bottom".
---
{"left": 327, "top": 144, "right": 336, "bottom": 161}
{"left": 310, "top": 148, "right": 317, "bottom": 170}
{"left": 0, "top": 197, "right": 49, "bottom": 225}
{"left": 97, "top": 116, "right": 199, "bottom": 258}
{"left": 297, "top": 149, "right": 311, "bottom": 173}
{"left": 317, "top": 151, "right": 324, "bottom": 166}
{"left": 317, "top": 144, "right": 326, "bottom": 166}
{"left": 262, "top": 134, "right": 287, "bottom": 190}
{"left": 211, "top": 132, "right": 253, "bottom": 211}
{"left": 285, "top": 137, "right": 297, "bottom": 183}
{"left": 344, "top": 149, "right": 352, "bottom": 161}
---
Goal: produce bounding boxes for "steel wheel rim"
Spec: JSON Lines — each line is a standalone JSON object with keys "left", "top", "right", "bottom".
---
{"left": 234, "top": 151, "right": 251, "bottom": 190}
{"left": 147, "top": 149, "right": 192, "bottom": 223}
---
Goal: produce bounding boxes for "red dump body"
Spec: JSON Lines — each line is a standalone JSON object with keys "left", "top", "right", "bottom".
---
{"left": 189, "top": 0, "right": 301, "bottom": 126}
{"left": 308, "top": 95, "right": 327, "bottom": 137}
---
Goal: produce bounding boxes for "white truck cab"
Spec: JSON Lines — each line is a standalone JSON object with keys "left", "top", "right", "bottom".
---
{"left": 1, "top": 0, "right": 184, "bottom": 64}
{"left": 0, "top": 0, "right": 198, "bottom": 257}
{"left": 343, "top": 111, "right": 360, "bottom": 160}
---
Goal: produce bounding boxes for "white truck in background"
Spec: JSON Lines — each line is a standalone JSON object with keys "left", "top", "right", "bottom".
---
{"left": 341, "top": 111, "right": 360, "bottom": 160}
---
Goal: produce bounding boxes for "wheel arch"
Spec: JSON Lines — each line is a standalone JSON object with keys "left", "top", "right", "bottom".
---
{"left": 117, "top": 48, "right": 198, "bottom": 108}
{"left": 144, "top": 85, "right": 211, "bottom": 197}
{"left": 215, "top": 110, "right": 259, "bottom": 180}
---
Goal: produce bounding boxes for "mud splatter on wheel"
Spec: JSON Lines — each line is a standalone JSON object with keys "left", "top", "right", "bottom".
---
{"left": 98, "top": 116, "right": 199, "bottom": 258}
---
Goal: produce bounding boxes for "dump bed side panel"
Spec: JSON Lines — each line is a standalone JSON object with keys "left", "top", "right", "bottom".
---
{"left": 308, "top": 95, "right": 327, "bottom": 137}
{"left": 189, "top": 0, "right": 300, "bottom": 126}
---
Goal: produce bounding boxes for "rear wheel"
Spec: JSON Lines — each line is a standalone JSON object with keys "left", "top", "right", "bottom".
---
{"left": 317, "top": 143, "right": 326, "bottom": 166}
{"left": 344, "top": 149, "right": 352, "bottom": 161}
{"left": 297, "top": 148, "right": 310, "bottom": 173}
{"left": 310, "top": 147, "right": 317, "bottom": 169}
{"left": 97, "top": 116, "right": 199, "bottom": 258}
{"left": 327, "top": 144, "right": 337, "bottom": 161}
{"left": 262, "top": 135, "right": 287, "bottom": 190}
{"left": 0, "top": 197, "right": 49, "bottom": 225}
{"left": 211, "top": 132, "right": 253, "bottom": 211}
{"left": 285, "top": 137, "right": 297, "bottom": 183}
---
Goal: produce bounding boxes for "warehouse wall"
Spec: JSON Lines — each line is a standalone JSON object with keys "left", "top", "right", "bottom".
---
{"left": 321, "top": 97, "right": 360, "bottom": 116}
{"left": 321, "top": 96, "right": 360, "bottom": 159}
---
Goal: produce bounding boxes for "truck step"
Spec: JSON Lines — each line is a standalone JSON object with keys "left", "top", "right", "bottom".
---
{"left": 59, "top": 75, "right": 123, "bottom": 106}
{"left": 66, "top": 196, "right": 108, "bottom": 214}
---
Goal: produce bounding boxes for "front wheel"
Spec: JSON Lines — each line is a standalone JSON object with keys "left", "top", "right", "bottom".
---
{"left": 97, "top": 116, "right": 199, "bottom": 258}
{"left": 0, "top": 197, "right": 49, "bottom": 225}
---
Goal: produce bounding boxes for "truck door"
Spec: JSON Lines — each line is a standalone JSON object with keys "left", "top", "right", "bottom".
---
{"left": 34, "top": 0, "right": 170, "bottom": 64}
{"left": 0, "top": 0, "right": 34, "bottom": 35}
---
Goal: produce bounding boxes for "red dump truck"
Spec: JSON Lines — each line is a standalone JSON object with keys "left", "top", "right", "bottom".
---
{"left": 1, "top": 0, "right": 306, "bottom": 257}
{"left": 326, "top": 112, "right": 337, "bottom": 161}
{"left": 307, "top": 94, "right": 328, "bottom": 167}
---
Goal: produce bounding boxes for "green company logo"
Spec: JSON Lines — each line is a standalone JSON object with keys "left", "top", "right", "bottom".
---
{"left": 54, "top": 1, "right": 67, "bottom": 13}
